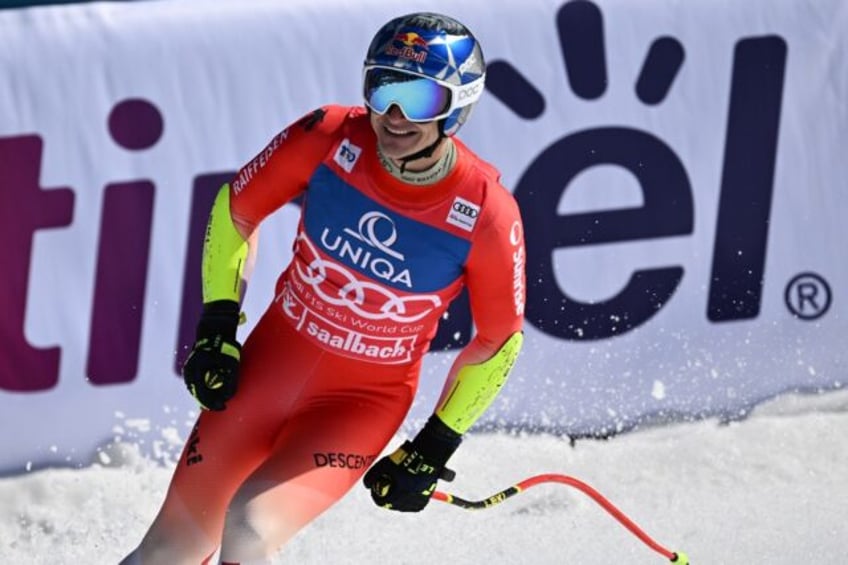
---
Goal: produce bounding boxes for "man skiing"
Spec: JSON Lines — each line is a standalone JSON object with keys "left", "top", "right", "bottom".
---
{"left": 121, "top": 11, "right": 525, "bottom": 564}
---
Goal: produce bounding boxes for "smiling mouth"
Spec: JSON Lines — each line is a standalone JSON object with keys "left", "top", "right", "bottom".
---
{"left": 383, "top": 125, "right": 417, "bottom": 137}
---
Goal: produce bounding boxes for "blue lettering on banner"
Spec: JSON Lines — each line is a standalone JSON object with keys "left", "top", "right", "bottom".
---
{"left": 485, "top": 0, "right": 788, "bottom": 340}
{"left": 0, "top": 0, "right": 811, "bottom": 396}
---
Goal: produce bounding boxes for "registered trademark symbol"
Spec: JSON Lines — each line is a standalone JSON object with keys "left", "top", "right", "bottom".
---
{"left": 784, "top": 272, "right": 831, "bottom": 320}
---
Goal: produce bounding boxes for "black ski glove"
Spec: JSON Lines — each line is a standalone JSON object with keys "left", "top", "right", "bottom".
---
{"left": 363, "top": 415, "right": 461, "bottom": 512}
{"left": 182, "top": 300, "right": 241, "bottom": 411}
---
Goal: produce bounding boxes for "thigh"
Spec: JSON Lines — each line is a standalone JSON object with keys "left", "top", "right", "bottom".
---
{"left": 221, "top": 357, "right": 418, "bottom": 555}
{"left": 139, "top": 308, "right": 327, "bottom": 560}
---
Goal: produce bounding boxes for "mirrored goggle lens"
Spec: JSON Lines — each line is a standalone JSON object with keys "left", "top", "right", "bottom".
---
{"left": 364, "top": 68, "right": 451, "bottom": 121}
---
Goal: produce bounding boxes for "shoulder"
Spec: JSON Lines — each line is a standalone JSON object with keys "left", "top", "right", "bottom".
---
{"left": 454, "top": 139, "right": 521, "bottom": 225}
{"left": 231, "top": 106, "right": 367, "bottom": 195}
{"left": 288, "top": 104, "right": 363, "bottom": 137}
{"left": 454, "top": 137, "right": 502, "bottom": 185}
{"left": 279, "top": 105, "right": 378, "bottom": 160}
{"left": 270, "top": 105, "right": 367, "bottom": 167}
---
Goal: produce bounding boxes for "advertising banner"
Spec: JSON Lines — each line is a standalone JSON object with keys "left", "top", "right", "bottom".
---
{"left": 1, "top": 0, "right": 845, "bottom": 473}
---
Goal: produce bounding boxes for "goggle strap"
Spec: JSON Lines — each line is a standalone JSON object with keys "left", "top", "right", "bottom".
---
{"left": 452, "top": 75, "right": 486, "bottom": 107}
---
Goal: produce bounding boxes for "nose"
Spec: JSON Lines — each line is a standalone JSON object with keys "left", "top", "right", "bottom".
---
{"left": 385, "top": 104, "right": 407, "bottom": 121}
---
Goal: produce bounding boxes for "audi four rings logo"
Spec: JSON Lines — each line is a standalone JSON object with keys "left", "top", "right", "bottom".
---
{"left": 446, "top": 196, "right": 481, "bottom": 232}
{"left": 453, "top": 201, "right": 479, "bottom": 218}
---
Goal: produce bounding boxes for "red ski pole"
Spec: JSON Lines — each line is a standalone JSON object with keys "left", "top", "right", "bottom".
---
{"left": 433, "top": 473, "right": 689, "bottom": 564}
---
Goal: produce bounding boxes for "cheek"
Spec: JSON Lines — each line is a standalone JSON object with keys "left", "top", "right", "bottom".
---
{"left": 421, "top": 123, "right": 440, "bottom": 142}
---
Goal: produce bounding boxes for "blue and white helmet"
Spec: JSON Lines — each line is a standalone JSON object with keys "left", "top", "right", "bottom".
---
{"left": 363, "top": 12, "right": 486, "bottom": 136}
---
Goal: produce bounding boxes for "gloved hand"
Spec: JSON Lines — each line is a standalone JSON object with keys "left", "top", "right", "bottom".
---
{"left": 363, "top": 415, "right": 461, "bottom": 512}
{"left": 182, "top": 300, "right": 241, "bottom": 411}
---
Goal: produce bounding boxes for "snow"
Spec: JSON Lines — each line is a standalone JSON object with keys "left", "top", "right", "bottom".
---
{"left": 1, "top": 389, "right": 846, "bottom": 564}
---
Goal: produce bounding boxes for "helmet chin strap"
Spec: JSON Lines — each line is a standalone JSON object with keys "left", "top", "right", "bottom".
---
{"left": 396, "top": 132, "right": 446, "bottom": 173}
{"left": 368, "top": 111, "right": 447, "bottom": 173}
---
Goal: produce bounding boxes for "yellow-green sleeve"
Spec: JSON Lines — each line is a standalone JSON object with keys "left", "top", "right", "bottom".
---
{"left": 201, "top": 183, "right": 249, "bottom": 304}
{"left": 435, "top": 332, "right": 523, "bottom": 434}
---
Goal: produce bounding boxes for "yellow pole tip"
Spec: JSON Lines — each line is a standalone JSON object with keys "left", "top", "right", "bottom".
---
{"left": 672, "top": 551, "right": 690, "bottom": 564}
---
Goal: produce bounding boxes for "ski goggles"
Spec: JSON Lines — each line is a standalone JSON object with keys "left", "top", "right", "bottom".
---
{"left": 363, "top": 65, "right": 485, "bottom": 122}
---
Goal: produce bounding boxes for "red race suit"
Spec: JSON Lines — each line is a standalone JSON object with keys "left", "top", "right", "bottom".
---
{"left": 141, "top": 105, "right": 525, "bottom": 562}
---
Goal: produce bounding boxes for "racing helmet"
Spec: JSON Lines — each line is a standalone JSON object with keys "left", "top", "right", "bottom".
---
{"left": 363, "top": 12, "right": 486, "bottom": 136}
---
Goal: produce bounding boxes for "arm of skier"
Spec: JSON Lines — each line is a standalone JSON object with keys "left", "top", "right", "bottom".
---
{"left": 434, "top": 192, "right": 526, "bottom": 436}
{"left": 182, "top": 106, "right": 347, "bottom": 410}
{"left": 363, "top": 189, "right": 526, "bottom": 510}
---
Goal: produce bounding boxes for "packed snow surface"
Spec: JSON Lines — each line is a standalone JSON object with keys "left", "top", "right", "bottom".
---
{"left": 1, "top": 390, "right": 846, "bottom": 564}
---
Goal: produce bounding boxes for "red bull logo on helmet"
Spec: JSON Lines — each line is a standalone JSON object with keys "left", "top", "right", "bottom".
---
{"left": 386, "top": 32, "right": 428, "bottom": 63}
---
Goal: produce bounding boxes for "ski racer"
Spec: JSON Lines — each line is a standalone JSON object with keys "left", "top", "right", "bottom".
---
{"left": 121, "top": 11, "right": 525, "bottom": 564}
